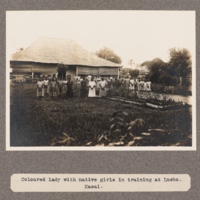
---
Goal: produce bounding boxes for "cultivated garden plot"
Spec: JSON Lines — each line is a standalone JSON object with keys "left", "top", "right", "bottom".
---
{"left": 10, "top": 83, "right": 192, "bottom": 147}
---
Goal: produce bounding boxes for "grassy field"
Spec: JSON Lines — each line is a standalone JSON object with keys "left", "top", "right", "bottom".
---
{"left": 10, "top": 83, "right": 192, "bottom": 147}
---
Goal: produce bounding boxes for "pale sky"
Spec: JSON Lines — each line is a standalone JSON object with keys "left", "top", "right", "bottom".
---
{"left": 6, "top": 11, "right": 195, "bottom": 67}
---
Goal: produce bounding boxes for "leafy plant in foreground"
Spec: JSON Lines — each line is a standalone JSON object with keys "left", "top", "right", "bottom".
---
{"left": 50, "top": 132, "right": 75, "bottom": 146}
{"left": 104, "top": 111, "right": 148, "bottom": 145}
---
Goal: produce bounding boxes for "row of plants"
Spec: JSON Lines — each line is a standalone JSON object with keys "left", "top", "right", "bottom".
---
{"left": 106, "top": 88, "right": 190, "bottom": 109}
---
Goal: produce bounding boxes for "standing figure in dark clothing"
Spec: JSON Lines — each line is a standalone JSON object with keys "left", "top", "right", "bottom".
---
{"left": 80, "top": 76, "right": 88, "bottom": 98}
{"left": 66, "top": 75, "right": 73, "bottom": 98}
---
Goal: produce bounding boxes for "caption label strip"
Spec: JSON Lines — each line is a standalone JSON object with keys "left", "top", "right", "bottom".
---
{"left": 11, "top": 174, "right": 190, "bottom": 192}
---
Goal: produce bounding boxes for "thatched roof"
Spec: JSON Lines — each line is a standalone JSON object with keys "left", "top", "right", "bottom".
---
{"left": 11, "top": 37, "right": 122, "bottom": 68}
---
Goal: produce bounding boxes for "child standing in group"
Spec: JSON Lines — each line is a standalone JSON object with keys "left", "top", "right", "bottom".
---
{"left": 37, "top": 77, "right": 44, "bottom": 99}
{"left": 43, "top": 76, "right": 49, "bottom": 96}
{"left": 66, "top": 75, "right": 74, "bottom": 98}
{"left": 57, "top": 78, "right": 63, "bottom": 98}
{"left": 62, "top": 77, "right": 68, "bottom": 97}
{"left": 50, "top": 77, "right": 57, "bottom": 98}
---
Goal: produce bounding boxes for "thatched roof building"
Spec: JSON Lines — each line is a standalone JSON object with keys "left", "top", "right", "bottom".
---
{"left": 10, "top": 37, "right": 122, "bottom": 78}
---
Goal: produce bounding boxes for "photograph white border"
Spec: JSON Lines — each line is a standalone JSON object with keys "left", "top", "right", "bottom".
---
{"left": 6, "top": 10, "right": 196, "bottom": 151}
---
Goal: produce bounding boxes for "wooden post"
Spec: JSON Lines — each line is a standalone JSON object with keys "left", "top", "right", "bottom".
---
{"left": 117, "top": 68, "right": 120, "bottom": 79}
{"left": 76, "top": 66, "right": 78, "bottom": 76}
{"left": 31, "top": 65, "right": 33, "bottom": 78}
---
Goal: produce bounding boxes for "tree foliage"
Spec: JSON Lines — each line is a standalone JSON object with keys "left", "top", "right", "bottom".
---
{"left": 120, "top": 68, "right": 130, "bottom": 77}
{"left": 96, "top": 47, "right": 122, "bottom": 64}
{"left": 142, "top": 48, "right": 192, "bottom": 86}
{"left": 141, "top": 58, "right": 166, "bottom": 83}
{"left": 168, "top": 48, "right": 192, "bottom": 78}
{"left": 129, "top": 69, "right": 140, "bottom": 78}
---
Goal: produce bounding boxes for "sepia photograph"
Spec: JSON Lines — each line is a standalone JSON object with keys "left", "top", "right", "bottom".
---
{"left": 6, "top": 10, "right": 196, "bottom": 150}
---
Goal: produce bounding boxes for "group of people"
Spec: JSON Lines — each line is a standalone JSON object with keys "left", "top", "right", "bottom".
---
{"left": 80, "top": 76, "right": 108, "bottom": 98}
{"left": 36, "top": 76, "right": 73, "bottom": 99}
{"left": 36, "top": 74, "right": 108, "bottom": 99}
{"left": 85, "top": 76, "right": 151, "bottom": 91}
{"left": 82, "top": 75, "right": 152, "bottom": 93}
{"left": 36, "top": 74, "right": 152, "bottom": 99}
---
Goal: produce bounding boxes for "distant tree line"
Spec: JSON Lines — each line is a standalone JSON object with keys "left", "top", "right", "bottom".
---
{"left": 142, "top": 48, "right": 192, "bottom": 87}
{"left": 95, "top": 46, "right": 192, "bottom": 88}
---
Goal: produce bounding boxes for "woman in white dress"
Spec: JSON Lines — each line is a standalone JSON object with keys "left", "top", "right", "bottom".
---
{"left": 88, "top": 77, "right": 96, "bottom": 97}
{"left": 129, "top": 78, "right": 135, "bottom": 91}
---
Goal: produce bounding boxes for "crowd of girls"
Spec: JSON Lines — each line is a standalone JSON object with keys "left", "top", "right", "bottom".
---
{"left": 37, "top": 74, "right": 151, "bottom": 99}
{"left": 36, "top": 75, "right": 73, "bottom": 99}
